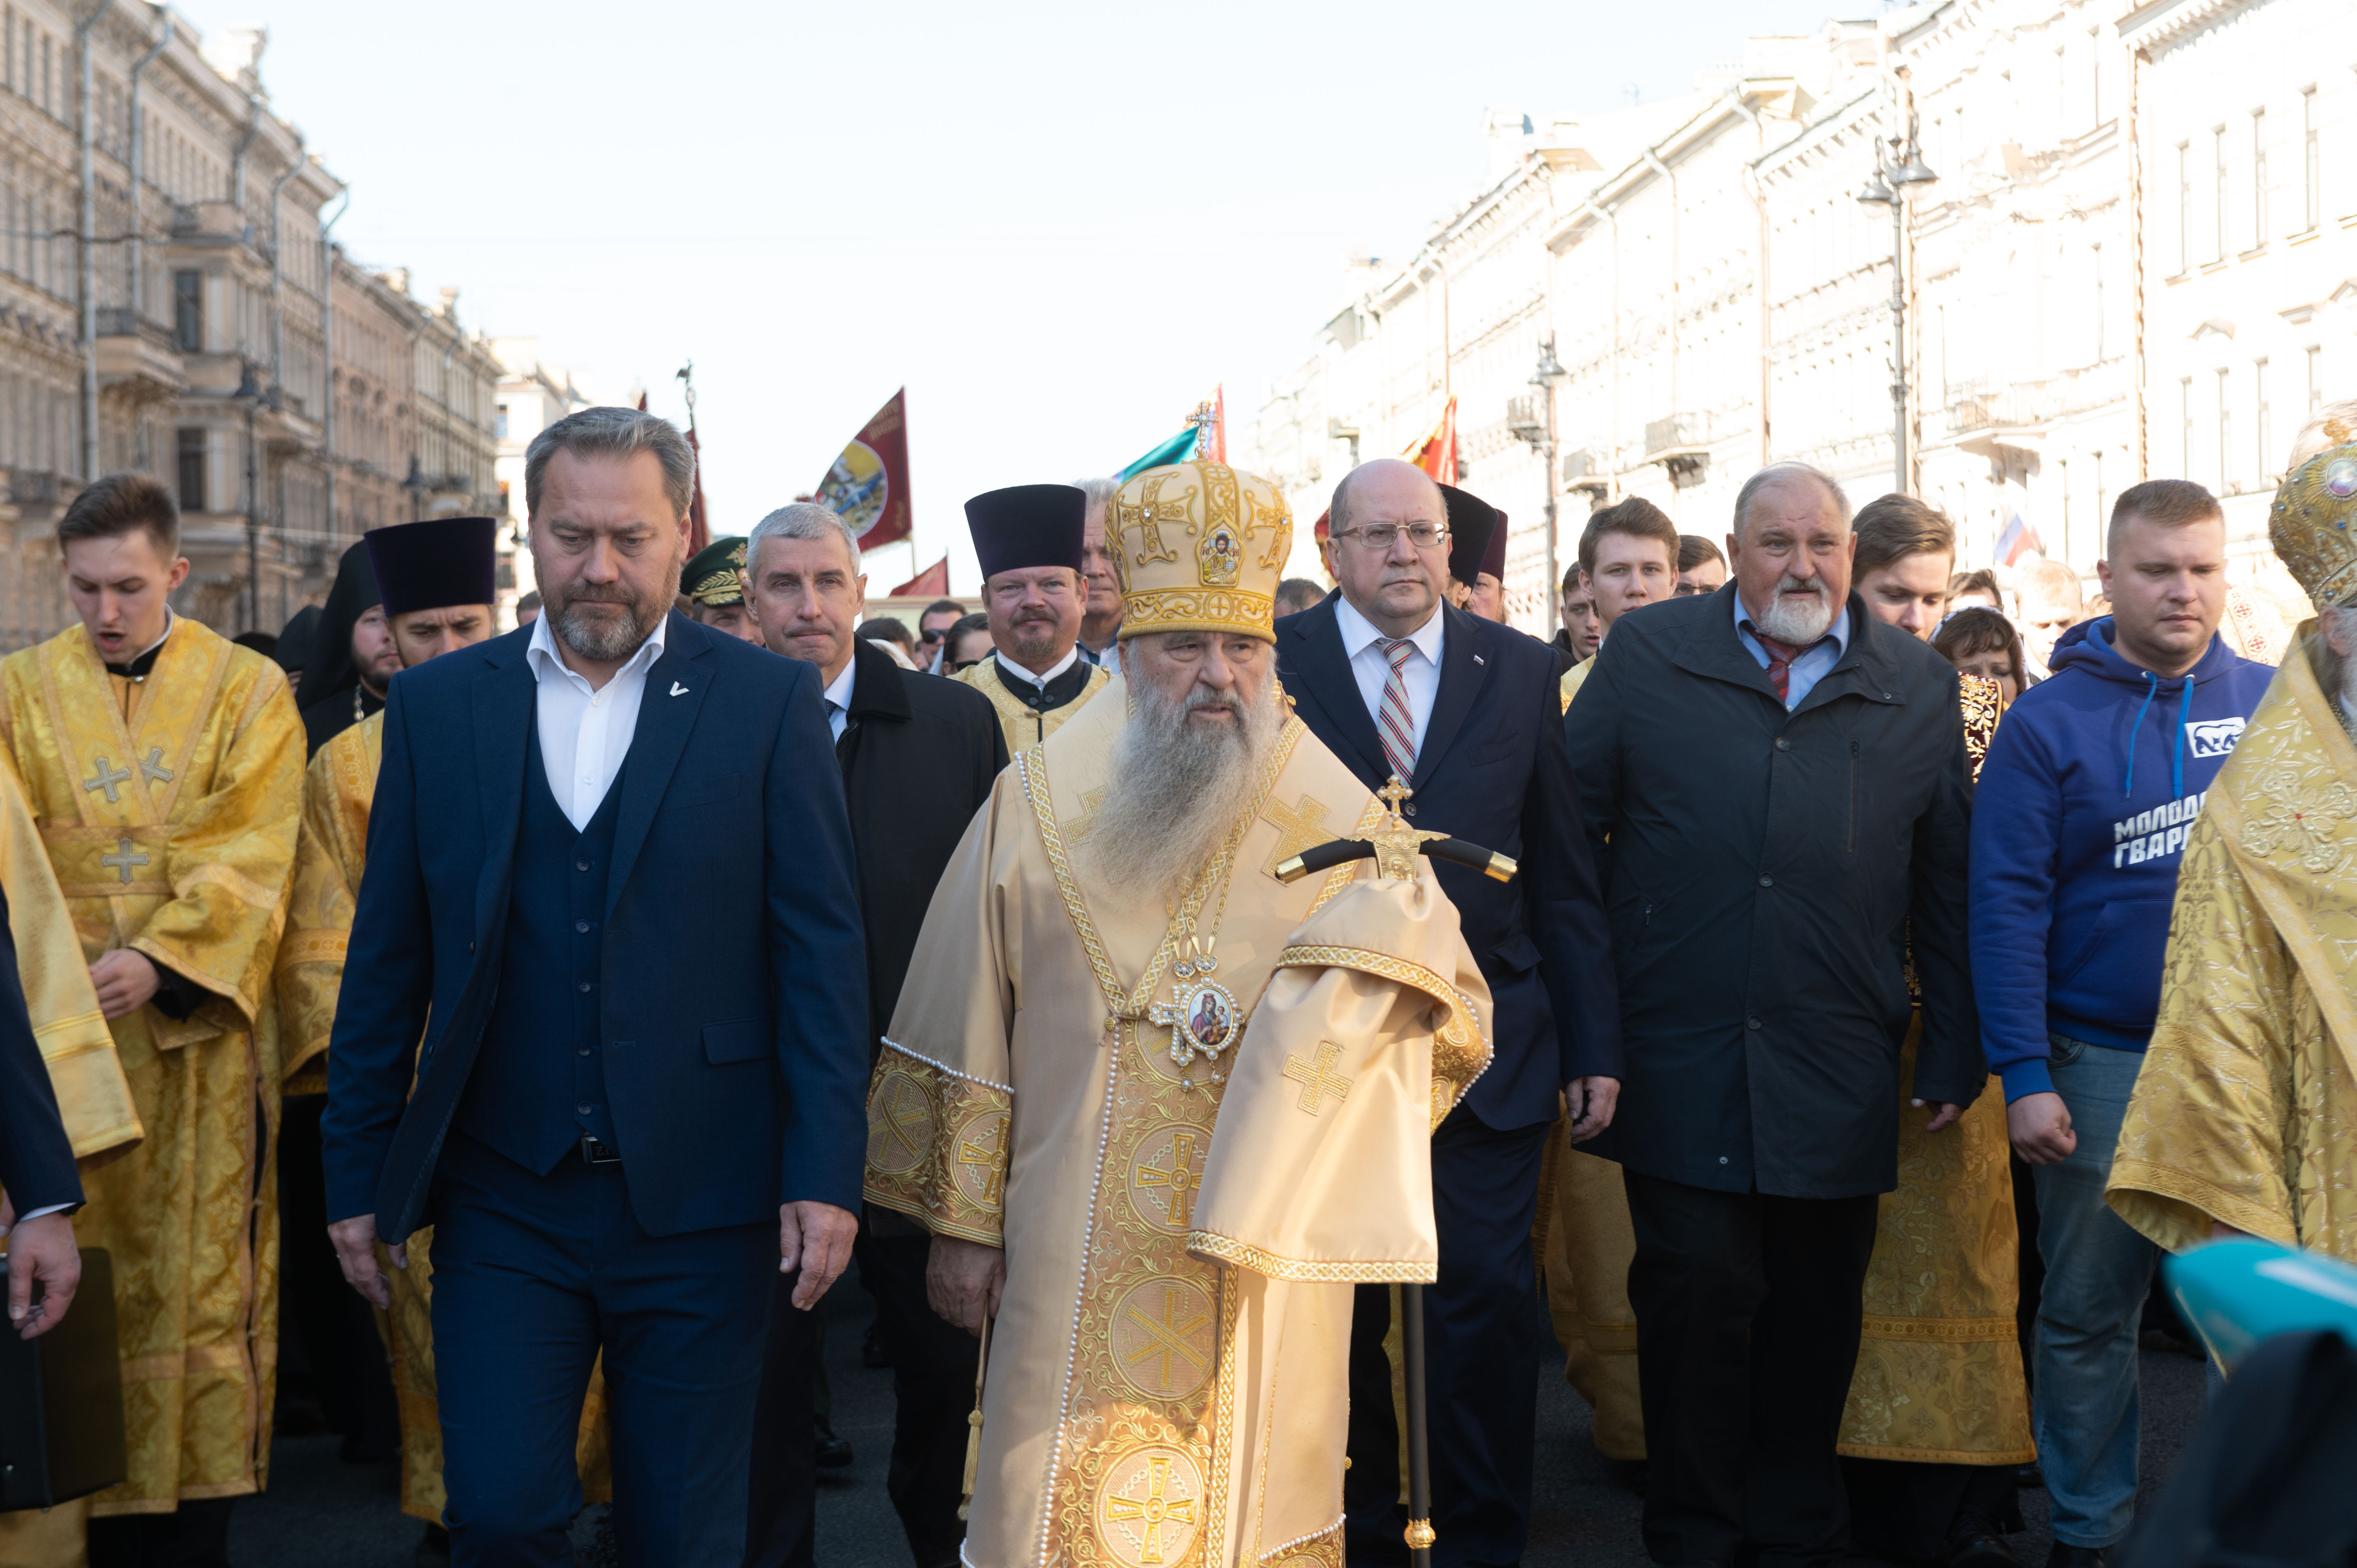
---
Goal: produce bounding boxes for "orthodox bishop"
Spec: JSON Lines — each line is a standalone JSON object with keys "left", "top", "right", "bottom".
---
{"left": 869, "top": 460, "right": 1493, "bottom": 1567}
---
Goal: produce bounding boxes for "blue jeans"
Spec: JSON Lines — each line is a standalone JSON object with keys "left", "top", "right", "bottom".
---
{"left": 2030, "top": 1035, "right": 2161, "bottom": 1549}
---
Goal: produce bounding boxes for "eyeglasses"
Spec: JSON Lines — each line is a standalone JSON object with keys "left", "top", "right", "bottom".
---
{"left": 949, "top": 657, "right": 984, "bottom": 672}
{"left": 1333, "top": 522, "right": 1448, "bottom": 551}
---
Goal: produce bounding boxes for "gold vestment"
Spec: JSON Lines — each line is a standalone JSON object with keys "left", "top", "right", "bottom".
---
{"left": 272, "top": 708, "right": 611, "bottom": 1522}
{"left": 953, "top": 655, "right": 1112, "bottom": 753}
{"left": 2107, "top": 630, "right": 2357, "bottom": 1259}
{"left": 0, "top": 620, "right": 302, "bottom": 1516}
{"left": 866, "top": 680, "right": 1490, "bottom": 1567}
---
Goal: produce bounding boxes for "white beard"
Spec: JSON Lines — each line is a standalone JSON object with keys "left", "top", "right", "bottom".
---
{"left": 2329, "top": 607, "right": 2357, "bottom": 740}
{"left": 1089, "top": 675, "right": 1285, "bottom": 903}
{"left": 1754, "top": 576, "right": 1839, "bottom": 643}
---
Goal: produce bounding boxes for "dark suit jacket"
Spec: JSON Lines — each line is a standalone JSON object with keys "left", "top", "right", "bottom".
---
{"left": 0, "top": 886, "right": 80, "bottom": 1216}
{"left": 1563, "top": 586, "right": 1980, "bottom": 1199}
{"left": 321, "top": 613, "right": 870, "bottom": 1241}
{"left": 1276, "top": 598, "right": 1621, "bottom": 1129}
{"left": 833, "top": 636, "right": 1007, "bottom": 1059}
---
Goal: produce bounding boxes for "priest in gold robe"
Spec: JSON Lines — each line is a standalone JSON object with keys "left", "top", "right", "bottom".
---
{"left": 952, "top": 484, "right": 1111, "bottom": 751}
{"left": 2107, "top": 440, "right": 2357, "bottom": 1262}
{"left": 0, "top": 472, "right": 302, "bottom": 1558}
{"left": 868, "top": 461, "right": 1493, "bottom": 1568}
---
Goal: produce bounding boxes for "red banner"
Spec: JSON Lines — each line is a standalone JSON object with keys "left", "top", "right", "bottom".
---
{"left": 818, "top": 389, "right": 913, "bottom": 551}
{"left": 1404, "top": 396, "right": 1457, "bottom": 485}
{"left": 891, "top": 555, "right": 949, "bottom": 598}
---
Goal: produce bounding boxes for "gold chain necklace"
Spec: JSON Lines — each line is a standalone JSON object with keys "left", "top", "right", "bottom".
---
{"left": 1148, "top": 807, "right": 1253, "bottom": 1093}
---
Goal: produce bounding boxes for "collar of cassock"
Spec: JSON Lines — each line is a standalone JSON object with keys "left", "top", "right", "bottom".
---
{"left": 995, "top": 653, "right": 1093, "bottom": 714}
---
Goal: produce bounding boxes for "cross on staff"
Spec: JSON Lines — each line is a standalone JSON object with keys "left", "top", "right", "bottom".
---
{"left": 82, "top": 756, "right": 131, "bottom": 803}
{"left": 100, "top": 837, "right": 149, "bottom": 885}
{"left": 1283, "top": 1040, "right": 1354, "bottom": 1115}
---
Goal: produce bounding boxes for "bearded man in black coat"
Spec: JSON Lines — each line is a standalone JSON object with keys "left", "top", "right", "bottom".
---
{"left": 1563, "top": 462, "right": 1981, "bottom": 1568}
{"left": 740, "top": 501, "right": 1005, "bottom": 1568}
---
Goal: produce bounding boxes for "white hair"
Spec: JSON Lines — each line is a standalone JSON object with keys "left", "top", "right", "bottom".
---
{"left": 1073, "top": 476, "right": 1121, "bottom": 512}
{"left": 1088, "top": 662, "right": 1285, "bottom": 901}
{"left": 748, "top": 502, "right": 862, "bottom": 574}
{"left": 1732, "top": 462, "right": 1852, "bottom": 540}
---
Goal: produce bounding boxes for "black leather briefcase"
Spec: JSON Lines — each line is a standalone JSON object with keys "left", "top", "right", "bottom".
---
{"left": 0, "top": 1247, "right": 127, "bottom": 1511}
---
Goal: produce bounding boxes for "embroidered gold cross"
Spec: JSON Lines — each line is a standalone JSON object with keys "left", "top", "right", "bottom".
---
{"left": 1283, "top": 1041, "right": 1353, "bottom": 1115}
{"left": 100, "top": 837, "right": 149, "bottom": 885}
{"left": 1061, "top": 786, "right": 1109, "bottom": 845}
{"left": 82, "top": 756, "right": 132, "bottom": 803}
{"left": 1259, "top": 793, "right": 1332, "bottom": 878}
{"left": 1123, "top": 1284, "right": 1210, "bottom": 1388}
{"left": 1135, "top": 1132, "right": 1202, "bottom": 1228}
{"left": 956, "top": 1116, "right": 1007, "bottom": 1206}
{"left": 1103, "top": 1454, "right": 1196, "bottom": 1563}
{"left": 139, "top": 747, "right": 173, "bottom": 784}
{"left": 871, "top": 1078, "right": 929, "bottom": 1162}
{"left": 1115, "top": 473, "right": 1189, "bottom": 566}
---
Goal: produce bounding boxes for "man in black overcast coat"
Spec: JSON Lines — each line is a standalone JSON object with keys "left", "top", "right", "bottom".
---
{"left": 1564, "top": 462, "right": 1980, "bottom": 1568}
{"left": 1276, "top": 458, "right": 1621, "bottom": 1568}
{"left": 742, "top": 502, "right": 1005, "bottom": 1568}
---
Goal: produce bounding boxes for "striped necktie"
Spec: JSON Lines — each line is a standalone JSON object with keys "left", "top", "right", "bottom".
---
{"left": 1378, "top": 638, "right": 1419, "bottom": 785}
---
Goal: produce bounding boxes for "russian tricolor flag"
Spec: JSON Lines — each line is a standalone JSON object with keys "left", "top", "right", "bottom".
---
{"left": 1993, "top": 511, "right": 2044, "bottom": 567}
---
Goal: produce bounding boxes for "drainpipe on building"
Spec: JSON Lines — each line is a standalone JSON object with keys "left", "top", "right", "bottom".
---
{"left": 1640, "top": 147, "right": 1680, "bottom": 470}
{"left": 75, "top": 0, "right": 118, "bottom": 484}
{"left": 229, "top": 94, "right": 261, "bottom": 217}
{"left": 1727, "top": 88, "right": 1774, "bottom": 471}
{"left": 318, "top": 192, "right": 346, "bottom": 540}
{"left": 125, "top": 14, "right": 171, "bottom": 470}
{"left": 266, "top": 148, "right": 302, "bottom": 388}
{"left": 2128, "top": 41, "right": 2147, "bottom": 482}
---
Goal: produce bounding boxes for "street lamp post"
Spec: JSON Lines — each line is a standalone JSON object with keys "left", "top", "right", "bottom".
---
{"left": 1510, "top": 339, "right": 1571, "bottom": 635}
{"left": 233, "top": 364, "right": 263, "bottom": 633}
{"left": 1855, "top": 124, "right": 1938, "bottom": 496}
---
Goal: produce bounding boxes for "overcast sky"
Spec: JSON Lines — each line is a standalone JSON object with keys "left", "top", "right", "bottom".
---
{"left": 180, "top": 0, "right": 1839, "bottom": 590}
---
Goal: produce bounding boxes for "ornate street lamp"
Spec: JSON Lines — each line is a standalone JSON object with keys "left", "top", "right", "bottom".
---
{"left": 1856, "top": 126, "right": 1938, "bottom": 494}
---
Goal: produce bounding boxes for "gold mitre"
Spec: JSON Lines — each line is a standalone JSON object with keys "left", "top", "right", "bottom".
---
{"left": 2269, "top": 440, "right": 2357, "bottom": 609}
{"left": 1109, "top": 461, "right": 1293, "bottom": 643}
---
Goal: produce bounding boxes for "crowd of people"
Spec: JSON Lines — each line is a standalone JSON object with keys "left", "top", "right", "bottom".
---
{"left": 1, "top": 395, "right": 2355, "bottom": 1568}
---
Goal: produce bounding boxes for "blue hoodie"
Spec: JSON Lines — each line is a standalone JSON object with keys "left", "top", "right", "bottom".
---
{"left": 1969, "top": 617, "right": 2274, "bottom": 1101}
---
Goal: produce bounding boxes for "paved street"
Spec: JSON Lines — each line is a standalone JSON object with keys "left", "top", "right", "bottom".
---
{"left": 232, "top": 1279, "right": 2210, "bottom": 1567}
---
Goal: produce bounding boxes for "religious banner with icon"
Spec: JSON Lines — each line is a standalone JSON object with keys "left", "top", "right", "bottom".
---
{"left": 816, "top": 388, "right": 913, "bottom": 551}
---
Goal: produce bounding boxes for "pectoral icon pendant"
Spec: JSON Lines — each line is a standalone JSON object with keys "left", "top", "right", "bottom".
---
{"left": 1150, "top": 934, "right": 1240, "bottom": 1091}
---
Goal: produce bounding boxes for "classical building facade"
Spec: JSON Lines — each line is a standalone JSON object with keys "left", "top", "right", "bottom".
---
{"left": 1243, "top": 0, "right": 2357, "bottom": 632}
{"left": 0, "top": 2, "right": 505, "bottom": 647}
{"left": 490, "top": 337, "right": 589, "bottom": 625}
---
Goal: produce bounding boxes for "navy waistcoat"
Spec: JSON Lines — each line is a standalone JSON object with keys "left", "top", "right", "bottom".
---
{"left": 455, "top": 719, "right": 627, "bottom": 1173}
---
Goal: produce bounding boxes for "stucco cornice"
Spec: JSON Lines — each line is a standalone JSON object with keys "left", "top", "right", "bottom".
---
{"left": 2118, "top": 0, "right": 2265, "bottom": 55}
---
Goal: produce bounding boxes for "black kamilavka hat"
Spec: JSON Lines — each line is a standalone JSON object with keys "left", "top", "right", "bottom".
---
{"left": 965, "top": 484, "right": 1085, "bottom": 580}
{"left": 364, "top": 516, "right": 498, "bottom": 618}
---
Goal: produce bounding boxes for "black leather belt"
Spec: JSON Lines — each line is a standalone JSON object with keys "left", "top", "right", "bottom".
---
{"left": 579, "top": 1135, "right": 621, "bottom": 1167}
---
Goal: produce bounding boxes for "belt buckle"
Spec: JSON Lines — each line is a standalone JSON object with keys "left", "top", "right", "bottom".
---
{"left": 579, "top": 1135, "right": 620, "bottom": 1167}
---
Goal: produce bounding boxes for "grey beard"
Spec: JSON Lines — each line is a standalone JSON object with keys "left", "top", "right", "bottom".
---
{"left": 554, "top": 593, "right": 661, "bottom": 663}
{"left": 1755, "top": 578, "right": 1838, "bottom": 644}
{"left": 1090, "top": 676, "right": 1285, "bottom": 903}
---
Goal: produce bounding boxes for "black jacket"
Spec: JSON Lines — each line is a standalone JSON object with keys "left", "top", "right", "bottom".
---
{"left": 834, "top": 636, "right": 1008, "bottom": 1059}
{"left": 1564, "top": 585, "right": 1981, "bottom": 1199}
{"left": 1276, "top": 598, "right": 1622, "bottom": 1129}
{"left": 0, "top": 885, "right": 80, "bottom": 1216}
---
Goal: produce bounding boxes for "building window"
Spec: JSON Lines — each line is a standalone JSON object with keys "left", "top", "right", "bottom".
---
{"left": 2255, "top": 358, "right": 2271, "bottom": 479}
{"left": 175, "top": 428, "right": 206, "bottom": 513}
{"left": 2305, "top": 87, "right": 2321, "bottom": 231}
{"left": 2217, "top": 367, "right": 2233, "bottom": 493}
{"left": 2177, "top": 143, "right": 2191, "bottom": 272}
{"left": 2090, "top": 28, "right": 2103, "bottom": 125}
{"left": 2254, "top": 108, "right": 2268, "bottom": 245}
{"left": 2310, "top": 344, "right": 2325, "bottom": 415}
{"left": 2092, "top": 242, "right": 2104, "bottom": 362}
{"left": 172, "top": 270, "right": 201, "bottom": 352}
{"left": 2094, "top": 449, "right": 2106, "bottom": 533}
{"left": 494, "top": 402, "right": 508, "bottom": 441}
{"left": 2214, "top": 126, "right": 2229, "bottom": 262}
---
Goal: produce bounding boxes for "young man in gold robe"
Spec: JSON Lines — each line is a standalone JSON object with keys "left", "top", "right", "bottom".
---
{"left": 2107, "top": 438, "right": 2357, "bottom": 1263}
{"left": 0, "top": 471, "right": 303, "bottom": 1561}
{"left": 868, "top": 461, "right": 1494, "bottom": 1568}
{"left": 952, "top": 484, "right": 1111, "bottom": 751}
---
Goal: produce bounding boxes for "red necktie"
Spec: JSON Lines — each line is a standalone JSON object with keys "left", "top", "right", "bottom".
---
{"left": 1743, "top": 623, "right": 1827, "bottom": 703}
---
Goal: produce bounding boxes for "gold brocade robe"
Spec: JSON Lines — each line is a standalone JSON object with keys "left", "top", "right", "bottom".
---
{"left": 2106, "top": 630, "right": 2357, "bottom": 1260}
{"left": 954, "top": 655, "right": 1112, "bottom": 754}
{"left": 271, "top": 708, "right": 612, "bottom": 1523}
{"left": 0, "top": 620, "right": 302, "bottom": 1515}
{"left": 866, "top": 681, "right": 1489, "bottom": 1568}
{"left": 0, "top": 746, "right": 138, "bottom": 1164}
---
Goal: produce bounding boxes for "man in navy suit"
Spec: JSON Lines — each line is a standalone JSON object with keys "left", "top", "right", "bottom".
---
{"left": 1276, "top": 458, "right": 1622, "bottom": 1568}
{"left": 0, "top": 884, "right": 85, "bottom": 1341}
{"left": 321, "top": 407, "right": 869, "bottom": 1566}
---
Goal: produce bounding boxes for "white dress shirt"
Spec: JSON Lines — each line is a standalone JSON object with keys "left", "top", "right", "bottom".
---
{"left": 525, "top": 610, "right": 668, "bottom": 830}
{"left": 822, "top": 655, "right": 857, "bottom": 742}
{"left": 1333, "top": 594, "right": 1445, "bottom": 758}
{"left": 993, "top": 645, "right": 1081, "bottom": 693}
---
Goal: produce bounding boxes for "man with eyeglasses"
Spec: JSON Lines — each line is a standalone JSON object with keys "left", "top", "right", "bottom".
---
{"left": 1274, "top": 456, "right": 1622, "bottom": 1568}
